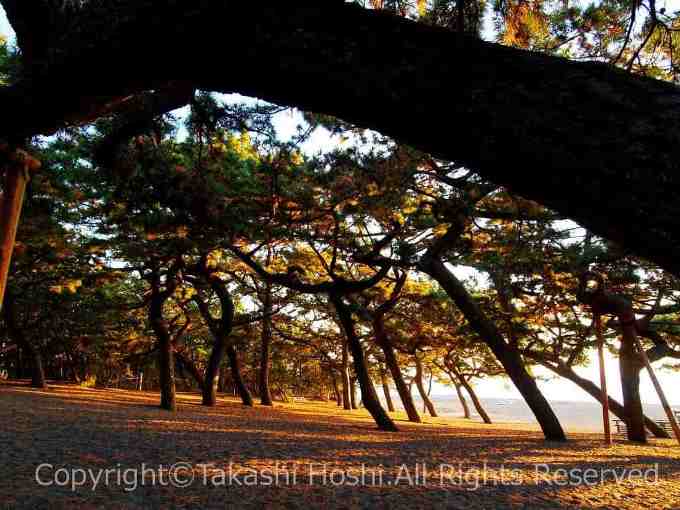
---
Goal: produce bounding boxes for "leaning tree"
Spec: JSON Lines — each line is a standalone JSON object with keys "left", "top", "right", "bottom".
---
{"left": 1, "top": 1, "right": 679, "bottom": 280}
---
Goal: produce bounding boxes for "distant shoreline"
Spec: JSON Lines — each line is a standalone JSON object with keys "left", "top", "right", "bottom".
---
{"left": 400, "top": 395, "right": 679, "bottom": 432}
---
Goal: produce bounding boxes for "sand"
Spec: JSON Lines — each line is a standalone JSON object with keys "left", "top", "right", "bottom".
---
{"left": 0, "top": 381, "right": 678, "bottom": 509}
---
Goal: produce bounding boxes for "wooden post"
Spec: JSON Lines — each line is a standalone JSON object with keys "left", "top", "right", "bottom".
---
{"left": 634, "top": 337, "right": 680, "bottom": 445}
{"left": 0, "top": 147, "right": 40, "bottom": 313}
{"left": 595, "top": 313, "right": 613, "bottom": 445}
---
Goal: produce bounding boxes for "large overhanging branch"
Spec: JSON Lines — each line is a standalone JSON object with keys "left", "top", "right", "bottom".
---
{"left": 2, "top": 1, "right": 680, "bottom": 276}
{"left": 228, "top": 244, "right": 390, "bottom": 295}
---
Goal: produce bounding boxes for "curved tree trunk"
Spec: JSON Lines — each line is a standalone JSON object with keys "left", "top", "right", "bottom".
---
{"left": 373, "top": 316, "right": 421, "bottom": 422}
{"left": 380, "top": 367, "right": 395, "bottom": 412}
{"left": 226, "top": 344, "right": 254, "bottom": 407}
{"left": 415, "top": 356, "right": 438, "bottom": 417}
{"left": 201, "top": 338, "right": 226, "bottom": 406}
{"left": 331, "top": 293, "right": 397, "bottom": 431}
{"left": 258, "top": 285, "right": 274, "bottom": 406}
{"left": 454, "top": 383, "right": 471, "bottom": 419}
{"left": 535, "top": 359, "right": 669, "bottom": 439}
{"left": 191, "top": 271, "right": 236, "bottom": 407}
{"left": 422, "top": 256, "right": 566, "bottom": 441}
{"left": 175, "top": 351, "right": 205, "bottom": 391}
{"left": 457, "top": 374, "right": 492, "bottom": 424}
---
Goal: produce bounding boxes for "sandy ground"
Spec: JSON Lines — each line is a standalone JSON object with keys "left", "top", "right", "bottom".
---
{"left": 1, "top": 381, "right": 679, "bottom": 509}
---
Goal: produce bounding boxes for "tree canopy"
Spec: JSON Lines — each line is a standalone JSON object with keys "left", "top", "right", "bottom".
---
{"left": 0, "top": 1, "right": 679, "bottom": 275}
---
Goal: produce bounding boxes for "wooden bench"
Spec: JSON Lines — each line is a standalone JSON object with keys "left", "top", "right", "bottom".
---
{"left": 613, "top": 415, "right": 680, "bottom": 437}
{"left": 613, "top": 419, "right": 627, "bottom": 435}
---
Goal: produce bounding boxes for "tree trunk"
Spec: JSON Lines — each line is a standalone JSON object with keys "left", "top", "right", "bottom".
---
{"left": 456, "top": 373, "right": 492, "bottom": 424}
{"left": 149, "top": 284, "right": 176, "bottom": 412}
{"left": 218, "top": 364, "right": 228, "bottom": 393}
{"left": 175, "top": 352, "right": 205, "bottom": 391}
{"left": 331, "top": 370, "right": 342, "bottom": 406}
{"left": 422, "top": 256, "right": 566, "bottom": 441}
{"left": 14, "top": 346, "right": 24, "bottom": 379}
{"left": 349, "top": 377, "right": 358, "bottom": 410}
{"left": 331, "top": 293, "right": 398, "bottom": 431}
{"left": 29, "top": 349, "right": 46, "bottom": 388}
{"left": 380, "top": 367, "right": 395, "bottom": 412}
{"left": 2, "top": 291, "right": 46, "bottom": 388}
{"left": 415, "top": 356, "right": 438, "bottom": 417}
{"left": 155, "top": 324, "right": 176, "bottom": 411}
{"left": 373, "top": 315, "right": 421, "bottom": 422}
{"left": 191, "top": 272, "right": 236, "bottom": 406}
{"left": 0, "top": 157, "right": 32, "bottom": 314}
{"left": 619, "top": 337, "right": 647, "bottom": 442}
{"left": 151, "top": 310, "right": 177, "bottom": 411}
{"left": 341, "top": 339, "right": 352, "bottom": 410}
{"left": 226, "top": 344, "right": 253, "bottom": 407}
{"left": 258, "top": 285, "right": 274, "bottom": 406}
{"left": 536, "top": 359, "right": 668, "bottom": 439}
{"left": 201, "top": 336, "right": 226, "bottom": 406}
{"left": 454, "top": 383, "right": 471, "bottom": 419}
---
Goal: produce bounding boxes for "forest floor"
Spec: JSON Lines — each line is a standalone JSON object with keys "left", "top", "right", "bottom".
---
{"left": 1, "top": 380, "right": 679, "bottom": 509}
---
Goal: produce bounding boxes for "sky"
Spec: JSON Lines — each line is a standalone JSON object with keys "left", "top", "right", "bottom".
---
{"left": 0, "top": 6, "right": 10, "bottom": 41}
{"left": 1, "top": 6, "right": 679, "bottom": 406}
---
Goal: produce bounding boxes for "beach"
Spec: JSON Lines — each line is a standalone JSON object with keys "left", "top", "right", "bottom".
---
{"left": 1, "top": 381, "right": 679, "bottom": 509}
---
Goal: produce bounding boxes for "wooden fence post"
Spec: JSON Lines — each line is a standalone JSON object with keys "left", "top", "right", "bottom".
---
{"left": 0, "top": 147, "right": 40, "bottom": 312}
{"left": 595, "top": 313, "right": 613, "bottom": 445}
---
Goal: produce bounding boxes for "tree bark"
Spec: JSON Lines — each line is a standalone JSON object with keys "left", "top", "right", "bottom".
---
{"left": 415, "top": 355, "right": 438, "bottom": 417}
{"left": 226, "top": 344, "right": 254, "bottom": 407}
{"left": 191, "top": 272, "right": 235, "bottom": 407}
{"left": 14, "top": 346, "right": 24, "bottom": 379}
{"left": 454, "top": 383, "right": 471, "bottom": 419}
{"left": 149, "top": 271, "right": 176, "bottom": 412}
{"left": 380, "top": 367, "right": 395, "bottom": 412}
{"left": 341, "top": 338, "right": 352, "bottom": 410}
{"left": 619, "top": 336, "right": 646, "bottom": 442}
{"left": 175, "top": 351, "right": 205, "bottom": 391}
{"left": 373, "top": 315, "right": 421, "bottom": 422}
{"left": 0, "top": 158, "right": 33, "bottom": 314}
{"left": 29, "top": 348, "right": 46, "bottom": 388}
{"left": 2, "top": 290, "right": 46, "bottom": 388}
{"left": 3, "top": 3, "right": 680, "bottom": 277}
{"left": 456, "top": 373, "right": 492, "bottom": 424}
{"left": 201, "top": 338, "right": 226, "bottom": 406}
{"left": 422, "top": 256, "right": 566, "bottom": 441}
{"left": 330, "top": 293, "right": 398, "bottom": 431}
{"left": 349, "top": 377, "right": 358, "bottom": 410}
{"left": 331, "top": 370, "right": 342, "bottom": 406}
{"left": 258, "top": 285, "right": 274, "bottom": 406}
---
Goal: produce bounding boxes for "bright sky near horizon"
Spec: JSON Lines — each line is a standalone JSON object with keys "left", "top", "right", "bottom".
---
{"left": 1, "top": 6, "right": 678, "bottom": 407}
